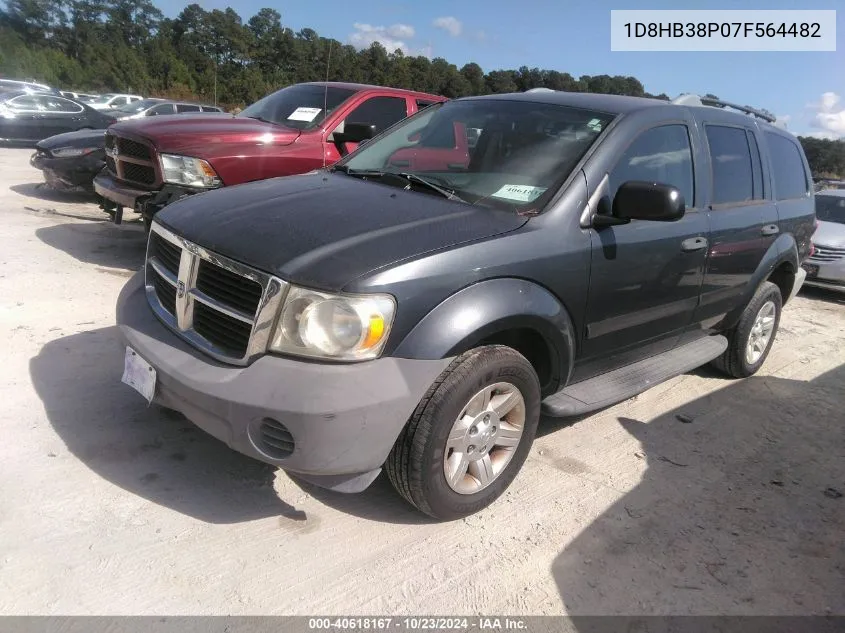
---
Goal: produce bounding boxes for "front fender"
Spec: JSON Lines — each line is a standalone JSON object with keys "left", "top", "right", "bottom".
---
{"left": 391, "top": 278, "right": 576, "bottom": 389}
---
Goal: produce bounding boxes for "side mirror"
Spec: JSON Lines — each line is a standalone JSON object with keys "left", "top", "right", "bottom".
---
{"left": 595, "top": 180, "right": 685, "bottom": 227}
{"left": 335, "top": 122, "right": 376, "bottom": 144}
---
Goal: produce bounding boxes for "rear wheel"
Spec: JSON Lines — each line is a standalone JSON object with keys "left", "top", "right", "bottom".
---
{"left": 711, "top": 281, "right": 782, "bottom": 378}
{"left": 385, "top": 345, "right": 540, "bottom": 520}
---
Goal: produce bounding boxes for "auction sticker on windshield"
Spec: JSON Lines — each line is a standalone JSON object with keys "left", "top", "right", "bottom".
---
{"left": 121, "top": 346, "right": 156, "bottom": 405}
{"left": 287, "top": 107, "right": 322, "bottom": 122}
{"left": 491, "top": 184, "right": 547, "bottom": 203}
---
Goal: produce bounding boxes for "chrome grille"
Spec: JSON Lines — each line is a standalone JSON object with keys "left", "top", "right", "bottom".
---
{"left": 144, "top": 222, "right": 288, "bottom": 365}
{"left": 105, "top": 131, "right": 159, "bottom": 188}
{"left": 809, "top": 245, "right": 845, "bottom": 263}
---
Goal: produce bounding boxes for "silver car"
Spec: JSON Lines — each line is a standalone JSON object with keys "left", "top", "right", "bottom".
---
{"left": 803, "top": 189, "right": 845, "bottom": 291}
{"left": 111, "top": 98, "right": 225, "bottom": 121}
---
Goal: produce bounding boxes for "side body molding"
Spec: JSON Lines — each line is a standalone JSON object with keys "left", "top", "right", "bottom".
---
{"left": 392, "top": 278, "right": 577, "bottom": 392}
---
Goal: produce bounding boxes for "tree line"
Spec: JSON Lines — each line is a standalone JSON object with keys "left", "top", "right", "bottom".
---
{"left": 0, "top": 0, "right": 666, "bottom": 106}
{"left": 798, "top": 136, "right": 845, "bottom": 180}
{"left": 0, "top": 0, "right": 842, "bottom": 177}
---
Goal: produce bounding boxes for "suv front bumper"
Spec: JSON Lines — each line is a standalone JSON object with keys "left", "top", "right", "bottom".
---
{"left": 803, "top": 258, "right": 845, "bottom": 292}
{"left": 116, "top": 272, "right": 452, "bottom": 493}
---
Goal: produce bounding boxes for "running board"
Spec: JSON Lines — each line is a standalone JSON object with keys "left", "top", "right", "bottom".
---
{"left": 542, "top": 335, "right": 728, "bottom": 417}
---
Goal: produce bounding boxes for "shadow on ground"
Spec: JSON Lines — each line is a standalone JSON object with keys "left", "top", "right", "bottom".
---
{"left": 799, "top": 285, "right": 845, "bottom": 306}
{"left": 290, "top": 473, "right": 438, "bottom": 525}
{"left": 29, "top": 326, "right": 436, "bottom": 526}
{"left": 553, "top": 364, "right": 845, "bottom": 621}
{"left": 29, "top": 327, "right": 307, "bottom": 524}
{"left": 11, "top": 182, "right": 99, "bottom": 205}
{"left": 36, "top": 220, "right": 147, "bottom": 271}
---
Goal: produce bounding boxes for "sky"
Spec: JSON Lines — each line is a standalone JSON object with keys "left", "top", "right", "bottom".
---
{"left": 164, "top": 0, "right": 844, "bottom": 138}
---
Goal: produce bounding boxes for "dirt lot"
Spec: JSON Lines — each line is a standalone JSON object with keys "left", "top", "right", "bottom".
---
{"left": 0, "top": 147, "right": 842, "bottom": 616}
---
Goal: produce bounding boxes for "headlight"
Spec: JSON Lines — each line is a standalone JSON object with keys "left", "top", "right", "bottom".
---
{"left": 51, "top": 146, "right": 98, "bottom": 158}
{"left": 270, "top": 286, "right": 396, "bottom": 361}
{"left": 160, "top": 153, "right": 222, "bottom": 188}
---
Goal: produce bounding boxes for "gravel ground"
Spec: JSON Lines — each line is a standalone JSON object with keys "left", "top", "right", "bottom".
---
{"left": 0, "top": 147, "right": 842, "bottom": 616}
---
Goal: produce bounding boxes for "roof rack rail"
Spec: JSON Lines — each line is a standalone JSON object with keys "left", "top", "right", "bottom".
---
{"left": 671, "top": 93, "right": 776, "bottom": 123}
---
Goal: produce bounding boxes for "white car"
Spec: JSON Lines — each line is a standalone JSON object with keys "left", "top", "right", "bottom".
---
{"left": 87, "top": 94, "right": 144, "bottom": 110}
{"left": 803, "top": 189, "right": 845, "bottom": 292}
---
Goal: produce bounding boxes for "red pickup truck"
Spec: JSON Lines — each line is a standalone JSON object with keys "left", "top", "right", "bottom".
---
{"left": 93, "top": 82, "right": 446, "bottom": 228}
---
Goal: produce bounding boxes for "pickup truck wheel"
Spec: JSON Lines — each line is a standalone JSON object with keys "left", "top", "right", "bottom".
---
{"left": 711, "top": 281, "right": 782, "bottom": 378}
{"left": 385, "top": 345, "right": 540, "bottom": 520}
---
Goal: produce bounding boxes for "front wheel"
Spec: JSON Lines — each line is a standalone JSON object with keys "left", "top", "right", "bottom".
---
{"left": 385, "top": 345, "right": 541, "bottom": 520}
{"left": 711, "top": 280, "right": 782, "bottom": 378}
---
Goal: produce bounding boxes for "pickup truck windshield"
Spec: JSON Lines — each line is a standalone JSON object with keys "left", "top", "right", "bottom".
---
{"left": 336, "top": 99, "right": 614, "bottom": 211}
{"left": 238, "top": 84, "right": 357, "bottom": 131}
{"left": 816, "top": 194, "right": 845, "bottom": 225}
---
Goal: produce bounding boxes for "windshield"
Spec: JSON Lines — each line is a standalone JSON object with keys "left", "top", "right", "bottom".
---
{"left": 816, "top": 194, "right": 845, "bottom": 225}
{"left": 335, "top": 99, "right": 614, "bottom": 211}
{"left": 239, "top": 84, "right": 357, "bottom": 130}
{"left": 114, "top": 99, "right": 161, "bottom": 114}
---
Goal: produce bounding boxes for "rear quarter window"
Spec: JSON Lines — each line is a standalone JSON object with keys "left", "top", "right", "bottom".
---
{"left": 765, "top": 132, "right": 809, "bottom": 201}
{"left": 705, "top": 125, "right": 754, "bottom": 205}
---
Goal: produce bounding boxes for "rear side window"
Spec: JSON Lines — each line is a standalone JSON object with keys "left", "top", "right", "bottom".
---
{"left": 766, "top": 132, "right": 809, "bottom": 200}
{"left": 345, "top": 96, "right": 408, "bottom": 133}
{"left": 705, "top": 125, "right": 753, "bottom": 205}
{"left": 417, "top": 99, "right": 437, "bottom": 110}
{"left": 609, "top": 124, "right": 695, "bottom": 207}
{"left": 150, "top": 103, "right": 175, "bottom": 115}
{"left": 176, "top": 104, "right": 201, "bottom": 113}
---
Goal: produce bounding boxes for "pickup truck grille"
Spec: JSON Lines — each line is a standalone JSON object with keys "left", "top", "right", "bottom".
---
{"left": 105, "top": 131, "right": 159, "bottom": 189}
{"left": 809, "top": 245, "right": 845, "bottom": 263}
{"left": 144, "top": 222, "right": 288, "bottom": 364}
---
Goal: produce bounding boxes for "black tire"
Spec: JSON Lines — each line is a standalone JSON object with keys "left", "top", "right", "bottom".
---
{"left": 711, "top": 281, "right": 782, "bottom": 378}
{"left": 385, "top": 345, "right": 541, "bottom": 520}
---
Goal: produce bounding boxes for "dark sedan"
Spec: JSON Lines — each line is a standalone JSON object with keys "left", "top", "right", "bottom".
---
{"left": 0, "top": 90, "right": 115, "bottom": 144}
{"left": 30, "top": 128, "right": 106, "bottom": 191}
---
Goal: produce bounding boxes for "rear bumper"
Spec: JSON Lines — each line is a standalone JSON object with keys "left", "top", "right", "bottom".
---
{"left": 94, "top": 172, "right": 150, "bottom": 209}
{"left": 116, "top": 272, "right": 452, "bottom": 492}
{"left": 788, "top": 267, "right": 807, "bottom": 302}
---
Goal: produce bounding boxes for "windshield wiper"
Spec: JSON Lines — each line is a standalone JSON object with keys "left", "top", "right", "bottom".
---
{"left": 243, "top": 115, "right": 278, "bottom": 125}
{"left": 394, "top": 172, "right": 466, "bottom": 203}
{"left": 335, "top": 168, "right": 465, "bottom": 203}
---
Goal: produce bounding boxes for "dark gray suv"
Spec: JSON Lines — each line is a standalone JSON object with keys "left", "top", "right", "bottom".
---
{"left": 115, "top": 90, "right": 815, "bottom": 520}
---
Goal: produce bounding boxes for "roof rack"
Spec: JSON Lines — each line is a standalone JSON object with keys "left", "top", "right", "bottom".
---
{"left": 671, "top": 93, "right": 776, "bottom": 123}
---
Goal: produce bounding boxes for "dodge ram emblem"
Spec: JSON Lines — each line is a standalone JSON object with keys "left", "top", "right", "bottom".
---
{"left": 176, "top": 280, "right": 186, "bottom": 299}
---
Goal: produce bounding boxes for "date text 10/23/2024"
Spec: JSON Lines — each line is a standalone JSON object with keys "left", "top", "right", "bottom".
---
{"left": 308, "top": 618, "right": 528, "bottom": 631}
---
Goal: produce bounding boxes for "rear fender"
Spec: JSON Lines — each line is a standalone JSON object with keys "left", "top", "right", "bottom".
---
{"left": 723, "top": 234, "right": 799, "bottom": 330}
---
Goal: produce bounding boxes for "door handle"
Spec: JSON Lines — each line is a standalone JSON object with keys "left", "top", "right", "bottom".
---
{"left": 681, "top": 236, "right": 708, "bottom": 252}
{"left": 761, "top": 224, "right": 780, "bottom": 236}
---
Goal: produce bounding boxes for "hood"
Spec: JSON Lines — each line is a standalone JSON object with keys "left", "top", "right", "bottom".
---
{"left": 36, "top": 128, "right": 107, "bottom": 150}
{"left": 813, "top": 220, "right": 845, "bottom": 249}
{"left": 110, "top": 115, "right": 301, "bottom": 153}
{"left": 155, "top": 172, "right": 528, "bottom": 291}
